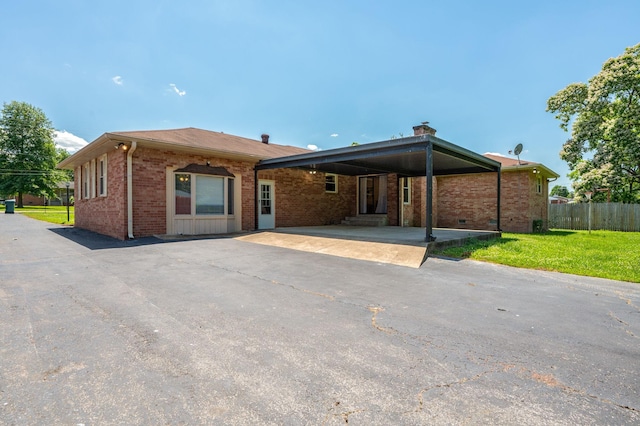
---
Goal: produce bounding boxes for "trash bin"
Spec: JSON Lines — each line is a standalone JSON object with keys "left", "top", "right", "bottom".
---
{"left": 5, "top": 199, "right": 15, "bottom": 214}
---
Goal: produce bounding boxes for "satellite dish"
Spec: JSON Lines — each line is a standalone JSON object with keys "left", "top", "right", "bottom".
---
{"left": 514, "top": 143, "right": 523, "bottom": 156}
{"left": 513, "top": 143, "right": 523, "bottom": 165}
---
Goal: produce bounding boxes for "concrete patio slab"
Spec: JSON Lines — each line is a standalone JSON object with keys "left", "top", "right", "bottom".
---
{"left": 236, "top": 226, "right": 500, "bottom": 267}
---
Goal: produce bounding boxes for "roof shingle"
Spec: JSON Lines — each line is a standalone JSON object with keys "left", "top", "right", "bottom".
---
{"left": 108, "top": 127, "right": 310, "bottom": 159}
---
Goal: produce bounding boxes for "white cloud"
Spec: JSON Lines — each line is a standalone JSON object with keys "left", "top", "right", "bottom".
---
{"left": 330, "top": 133, "right": 338, "bottom": 137}
{"left": 307, "top": 144, "right": 320, "bottom": 151}
{"left": 169, "top": 83, "right": 186, "bottom": 96}
{"left": 54, "top": 130, "right": 88, "bottom": 153}
{"left": 112, "top": 75, "right": 123, "bottom": 85}
{"left": 484, "top": 152, "right": 504, "bottom": 156}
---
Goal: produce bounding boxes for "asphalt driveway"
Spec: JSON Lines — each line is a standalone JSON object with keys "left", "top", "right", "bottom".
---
{"left": 1, "top": 214, "right": 639, "bottom": 425}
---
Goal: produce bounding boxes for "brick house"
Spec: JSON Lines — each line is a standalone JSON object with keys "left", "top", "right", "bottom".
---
{"left": 58, "top": 128, "right": 359, "bottom": 240}
{"left": 19, "top": 183, "right": 74, "bottom": 206}
{"left": 60, "top": 124, "right": 553, "bottom": 240}
{"left": 434, "top": 153, "right": 559, "bottom": 233}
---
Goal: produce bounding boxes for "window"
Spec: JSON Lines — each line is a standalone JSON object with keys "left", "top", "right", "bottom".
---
{"left": 195, "top": 175, "right": 224, "bottom": 215}
{"left": 325, "top": 173, "right": 337, "bottom": 193}
{"left": 175, "top": 174, "right": 191, "bottom": 214}
{"left": 175, "top": 173, "right": 234, "bottom": 216}
{"left": 90, "top": 159, "right": 96, "bottom": 198}
{"left": 83, "top": 163, "right": 90, "bottom": 199}
{"left": 536, "top": 176, "right": 542, "bottom": 194}
{"left": 227, "top": 178, "right": 234, "bottom": 215}
{"left": 402, "top": 177, "right": 411, "bottom": 204}
{"left": 98, "top": 154, "right": 107, "bottom": 196}
{"left": 261, "top": 184, "right": 271, "bottom": 214}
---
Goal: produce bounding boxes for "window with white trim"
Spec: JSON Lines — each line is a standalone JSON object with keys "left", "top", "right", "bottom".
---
{"left": 98, "top": 154, "right": 107, "bottom": 196}
{"left": 325, "top": 173, "right": 338, "bottom": 193}
{"left": 175, "top": 173, "right": 235, "bottom": 216}
{"left": 536, "top": 176, "right": 542, "bottom": 194}
{"left": 83, "top": 163, "right": 90, "bottom": 199}
{"left": 90, "top": 159, "right": 96, "bottom": 198}
{"left": 402, "top": 177, "right": 411, "bottom": 204}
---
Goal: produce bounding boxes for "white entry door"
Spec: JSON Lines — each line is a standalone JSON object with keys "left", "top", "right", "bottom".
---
{"left": 258, "top": 180, "right": 275, "bottom": 229}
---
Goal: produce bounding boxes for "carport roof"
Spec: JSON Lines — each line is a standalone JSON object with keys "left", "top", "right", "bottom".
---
{"left": 255, "top": 134, "right": 501, "bottom": 177}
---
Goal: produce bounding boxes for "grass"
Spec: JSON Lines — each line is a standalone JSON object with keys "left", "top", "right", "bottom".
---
{"left": 434, "top": 230, "right": 640, "bottom": 283}
{"left": 1, "top": 204, "right": 74, "bottom": 225}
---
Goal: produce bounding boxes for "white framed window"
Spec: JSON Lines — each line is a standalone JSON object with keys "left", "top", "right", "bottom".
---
{"left": 83, "top": 163, "right": 90, "bottom": 199}
{"left": 325, "top": 173, "right": 338, "bottom": 193}
{"left": 536, "top": 176, "right": 542, "bottom": 194}
{"left": 402, "top": 177, "right": 411, "bottom": 204}
{"left": 98, "top": 154, "right": 107, "bottom": 196}
{"left": 174, "top": 173, "right": 235, "bottom": 216}
{"left": 91, "top": 159, "right": 97, "bottom": 198}
{"left": 76, "top": 166, "right": 82, "bottom": 200}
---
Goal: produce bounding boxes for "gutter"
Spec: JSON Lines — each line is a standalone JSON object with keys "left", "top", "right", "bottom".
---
{"left": 127, "top": 141, "right": 137, "bottom": 239}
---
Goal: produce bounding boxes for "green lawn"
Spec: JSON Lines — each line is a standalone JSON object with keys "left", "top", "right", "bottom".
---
{"left": 434, "top": 230, "right": 640, "bottom": 283}
{"left": 2, "top": 204, "right": 74, "bottom": 225}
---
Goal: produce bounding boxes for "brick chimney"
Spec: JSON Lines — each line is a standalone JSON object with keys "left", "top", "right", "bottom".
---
{"left": 261, "top": 134, "right": 269, "bottom": 144}
{"left": 413, "top": 122, "right": 436, "bottom": 136}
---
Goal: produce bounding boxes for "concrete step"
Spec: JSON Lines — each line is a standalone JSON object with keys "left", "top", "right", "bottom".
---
{"left": 341, "top": 215, "right": 388, "bottom": 226}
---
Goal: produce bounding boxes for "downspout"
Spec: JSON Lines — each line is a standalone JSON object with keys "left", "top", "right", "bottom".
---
{"left": 127, "top": 141, "right": 137, "bottom": 239}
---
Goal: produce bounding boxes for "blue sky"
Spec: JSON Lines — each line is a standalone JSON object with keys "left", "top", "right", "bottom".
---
{"left": 1, "top": 1, "right": 639, "bottom": 190}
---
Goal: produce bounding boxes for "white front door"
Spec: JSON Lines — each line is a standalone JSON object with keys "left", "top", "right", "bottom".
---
{"left": 258, "top": 180, "right": 275, "bottom": 229}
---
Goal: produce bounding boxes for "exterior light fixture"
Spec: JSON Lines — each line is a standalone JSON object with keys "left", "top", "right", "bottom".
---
{"left": 114, "top": 142, "right": 128, "bottom": 150}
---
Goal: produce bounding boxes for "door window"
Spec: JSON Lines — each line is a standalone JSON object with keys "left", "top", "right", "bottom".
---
{"left": 261, "top": 184, "right": 272, "bottom": 214}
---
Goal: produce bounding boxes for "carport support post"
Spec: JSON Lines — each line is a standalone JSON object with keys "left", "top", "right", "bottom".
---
{"left": 425, "top": 143, "right": 436, "bottom": 242}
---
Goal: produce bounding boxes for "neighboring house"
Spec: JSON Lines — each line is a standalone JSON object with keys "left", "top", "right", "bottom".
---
{"left": 434, "top": 153, "right": 559, "bottom": 233}
{"left": 550, "top": 195, "right": 571, "bottom": 204}
{"left": 62, "top": 124, "right": 555, "bottom": 240}
{"left": 13, "top": 182, "right": 74, "bottom": 206}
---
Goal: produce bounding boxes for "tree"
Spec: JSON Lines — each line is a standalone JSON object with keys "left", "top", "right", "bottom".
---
{"left": 0, "top": 101, "right": 60, "bottom": 207}
{"left": 547, "top": 43, "right": 640, "bottom": 203}
{"left": 550, "top": 185, "right": 570, "bottom": 198}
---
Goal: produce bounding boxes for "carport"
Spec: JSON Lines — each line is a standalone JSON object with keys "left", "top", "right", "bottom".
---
{"left": 255, "top": 134, "right": 502, "bottom": 241}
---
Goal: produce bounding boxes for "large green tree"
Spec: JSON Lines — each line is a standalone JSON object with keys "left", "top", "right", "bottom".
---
{"left": 547, "top": 43, "right": 640, "bottom": 203}
{"left": 0, "top": 101, "right": 60, "bottom": 207}
{"left": 550, "top": 185, "right": 570, "bottom": 198}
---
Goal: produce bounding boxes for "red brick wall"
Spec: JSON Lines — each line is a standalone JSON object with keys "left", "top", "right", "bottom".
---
{"left": 387, "top": 174, "right": 399, "bottom": 226}
{"left": 258, "top": 169, "right": 357, "bottom": 227}
{"left": 73, "top": 147, "right": 363, "bottom": 239}
{"left": 74, "top": 149, "right": 127, "bottom": 240}
{"left": 132, "top": 147, "right": 259, "bottom": 237}
{"left": 435, "top": 170, "right": 550, "bottom": 233}
{"left": 74, "top": 146, "right": 554, "bottom": 239}
{"left": 399, "top": 176, "right": 435, "bottom": 227}
{"left": 73, "top": 148, "right": 258, "bottom": 239}
{"left": 21, "top": 194, "right": 46, "bottom": 206}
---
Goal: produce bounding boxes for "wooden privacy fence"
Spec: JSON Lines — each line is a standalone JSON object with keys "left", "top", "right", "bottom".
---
{"left": 549, "top": 203, "right": 640, "bottom": 232}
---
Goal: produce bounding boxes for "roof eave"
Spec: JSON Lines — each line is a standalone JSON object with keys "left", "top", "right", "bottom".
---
{"left": 257, "top": 134, "right": 501, "bottom": 172}
{"left": 57, "top": 133, "right": 277, "bottom": 169}
{"left": 501, "top": 163, "right": 560, "bottom": 178}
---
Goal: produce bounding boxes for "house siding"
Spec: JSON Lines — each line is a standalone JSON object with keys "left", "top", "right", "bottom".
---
{"left": 435, "top": 170, "right": 550, "bottom": 233}
{"left": 73, "top": 147, "right": 364, "bottom": 240}
{"left": 74, "top": 149, "right": 127, "bottom": 240}
{"left": 257, "top": 169, "right": 357, "bottom": 227}
{"left": 131, "top": 147, "right": 259, "bottom": 238}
